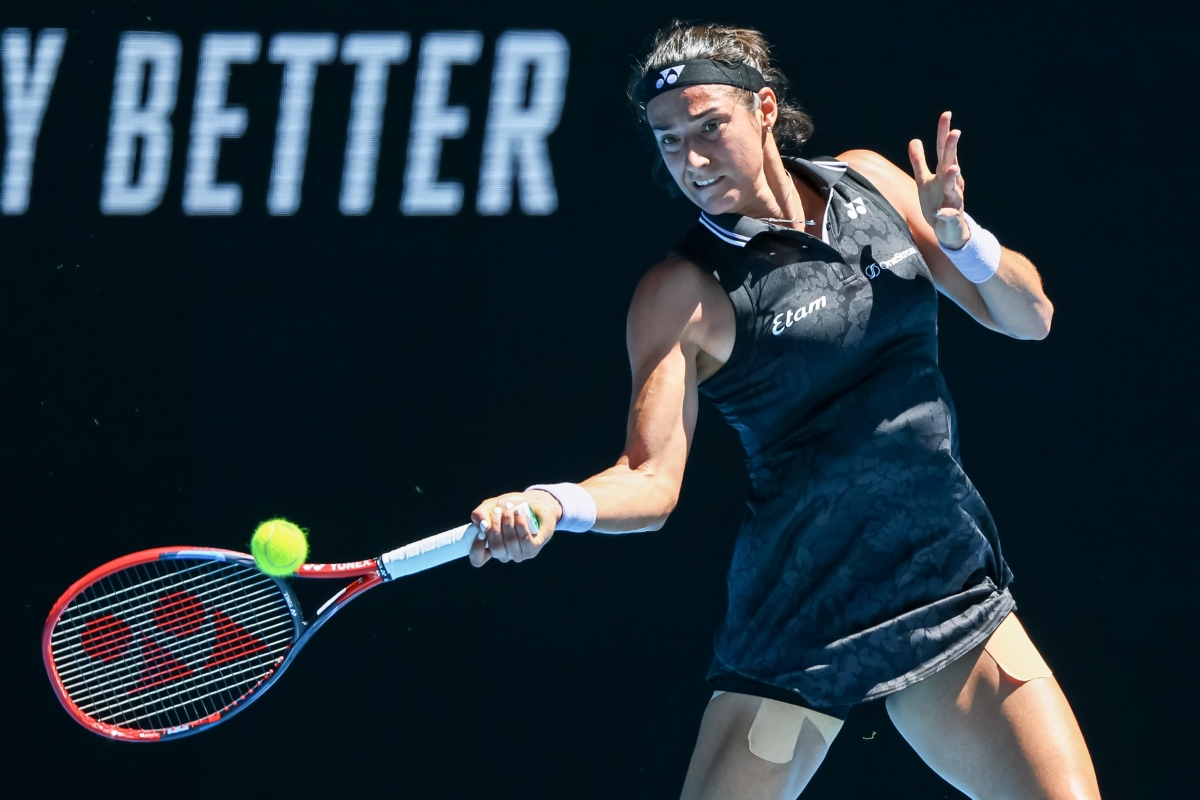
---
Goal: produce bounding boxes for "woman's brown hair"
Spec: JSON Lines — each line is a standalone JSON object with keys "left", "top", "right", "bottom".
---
{"left": 628, "top": 21, "right": 814, "bottom": 192}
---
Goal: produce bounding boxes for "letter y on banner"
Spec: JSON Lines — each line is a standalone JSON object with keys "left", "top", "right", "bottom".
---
{"left": 1, "top": 28, "right": 67, "bottom": 215}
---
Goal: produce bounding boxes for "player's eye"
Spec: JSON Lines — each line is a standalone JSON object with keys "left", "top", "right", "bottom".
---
{"left": 659, "top": 134, "right": 680, "bottom": 148}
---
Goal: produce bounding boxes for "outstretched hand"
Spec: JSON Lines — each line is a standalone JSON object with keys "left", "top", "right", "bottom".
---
{"left": 909, "top": 111, "right": 970, "bottom": 249}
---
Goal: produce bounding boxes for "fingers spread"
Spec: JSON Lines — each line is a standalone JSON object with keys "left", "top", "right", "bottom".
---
{"left": 943, "top": 128, "right": 961, "bottom": 169}
{"left": 942, "top": 165, "right": 964, "bottom": 207}
{"left": 936, "top": 111, "right": 951, "bottom": 162}
{"left": 908, "top": 139, "right": 932, "bottom": 182}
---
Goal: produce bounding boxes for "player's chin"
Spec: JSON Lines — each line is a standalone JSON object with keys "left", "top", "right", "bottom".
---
{"left": 692, "top": 189, "right": 739, "bottom": 216}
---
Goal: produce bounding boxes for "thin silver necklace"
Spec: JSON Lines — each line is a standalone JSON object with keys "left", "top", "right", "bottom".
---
{"left": 758, "top": 174, "right": 814, "bottom": 226}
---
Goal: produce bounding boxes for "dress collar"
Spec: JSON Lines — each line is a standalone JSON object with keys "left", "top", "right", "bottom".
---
{"left": 697, "top": 157, "right": 848, "bottom": 248}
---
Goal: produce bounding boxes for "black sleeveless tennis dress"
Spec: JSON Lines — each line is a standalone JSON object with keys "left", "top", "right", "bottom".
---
{"left": 678, "top": 157, "right": 1015, "bottom": 717}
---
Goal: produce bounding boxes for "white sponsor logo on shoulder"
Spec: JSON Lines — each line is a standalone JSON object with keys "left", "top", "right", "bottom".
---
{"left": 771, "top": 295, "right": 827, "bottom": 335}
{"left": 864, "top": 247, "right": 918, "bottom": 279}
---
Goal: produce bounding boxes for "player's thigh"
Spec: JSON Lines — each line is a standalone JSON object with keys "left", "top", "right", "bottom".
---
{"left": 680, "top": 691, "right": 837, "bottom": 800}
{"left": 885, "top": 631, "right": 1100, "bottom": 799}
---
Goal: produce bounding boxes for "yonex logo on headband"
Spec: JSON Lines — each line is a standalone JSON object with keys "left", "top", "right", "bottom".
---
{"left": 656, "top": 65, "right": 686, "bottom": 89}
{"left": 635, "top": 58, "right": 768, "bottom": 104}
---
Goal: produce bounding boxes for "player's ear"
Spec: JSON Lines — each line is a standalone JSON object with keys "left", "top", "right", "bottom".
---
{"left": 755, "top": 88, "right": 779, "bottom": 130}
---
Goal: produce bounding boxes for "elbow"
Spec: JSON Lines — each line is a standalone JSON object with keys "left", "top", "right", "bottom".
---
{"left": 644, "top": 474, "right": 681, "bottom": 531}
{"left": 646, "top": 487, "right": 680, "bottom": 531}
{"left": 608, "top": 457, "right": 682, "bottom": 532}
{"left": 1003, "top": 298, "right": 1053, "bottom": 341}
{"left": 1026, "top": 299, "right": 1054, "bottom": 340}
{"left": 1015, "top": 317, "right": 1051, "bottom": 341}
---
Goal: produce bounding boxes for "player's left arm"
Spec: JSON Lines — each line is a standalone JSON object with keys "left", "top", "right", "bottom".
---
{"left": 839, "top": 112, "right": 1053, "bottom": 340}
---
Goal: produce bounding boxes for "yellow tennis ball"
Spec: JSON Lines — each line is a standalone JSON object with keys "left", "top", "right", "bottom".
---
{"left": 251, "top": 518, "right": 309, "bottom": 577}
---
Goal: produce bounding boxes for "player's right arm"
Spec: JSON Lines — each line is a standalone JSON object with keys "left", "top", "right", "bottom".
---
{"left": 576, "top": 256, "right": 708, "bottom": 532}
{"left": 469, "top": 257, "right": 730, "bottom": 564}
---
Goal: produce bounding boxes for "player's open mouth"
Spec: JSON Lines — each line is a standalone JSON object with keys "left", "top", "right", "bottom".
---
{"left": 693, "top": 176, "right": 722, "bottom": 189}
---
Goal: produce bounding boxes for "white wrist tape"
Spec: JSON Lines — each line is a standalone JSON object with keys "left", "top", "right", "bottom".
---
{"left": 525, "top": 483, "right": 596, "bottom": 532}
{"left": 939, "top": 212, "right": 1001, "bottom": 283}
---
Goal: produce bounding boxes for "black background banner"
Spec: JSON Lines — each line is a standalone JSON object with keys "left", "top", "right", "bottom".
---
{"left": 3, "top": 0, "right": 1195, "bottom": 797}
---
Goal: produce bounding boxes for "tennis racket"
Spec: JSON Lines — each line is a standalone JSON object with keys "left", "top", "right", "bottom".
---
{"left": 43, "top": 507, "right": 537, "bottom": 741}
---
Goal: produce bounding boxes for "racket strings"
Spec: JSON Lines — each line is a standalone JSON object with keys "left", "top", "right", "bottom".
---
{"left": 49, "top": 558, "right": 296, "bottom": 732}
{"left": 53, "top": 578, "right": 285, "bottom": 671}
{"left": 53, "top": 561, "right": 264, "bottom": 637}
{"left": 52, "top": 565, "right": 277, "bottom": 681}
{"left": 57, "top": 614, "right": 296, "bottom": 700}
{"left": 57, "top": 561, "right": 293, "bottom": 730}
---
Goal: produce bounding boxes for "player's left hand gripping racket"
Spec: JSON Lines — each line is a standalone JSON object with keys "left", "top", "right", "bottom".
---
{"left": 43, "top": 510, "right": 536, "bottom": 741}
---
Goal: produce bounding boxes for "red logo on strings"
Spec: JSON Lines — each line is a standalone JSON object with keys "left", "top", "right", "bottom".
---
{"left": 80, "top": 591, "right": 269, "bottom": 692}
{"left": 80, "top": 615, "right": 133, "bottom": 662}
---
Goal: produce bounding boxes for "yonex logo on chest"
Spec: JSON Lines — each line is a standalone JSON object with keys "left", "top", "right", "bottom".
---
{"left": 844, "top": 197, "right": 867, "bottom": 219}
{"left": 772, "top": 296, "right": 827, "bottom": 335}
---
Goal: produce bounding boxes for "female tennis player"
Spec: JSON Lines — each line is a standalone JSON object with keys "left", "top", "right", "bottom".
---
{"left": 469, "top": 22, "right": 1101, "bottom": 799}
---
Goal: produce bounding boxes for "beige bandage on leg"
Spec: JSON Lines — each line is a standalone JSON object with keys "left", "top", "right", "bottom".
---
{"left": 984, "top": 612, "right": 1053, "bottom": 683}
{"left": 746, "top": 698, "right": 844, "bottom": 764}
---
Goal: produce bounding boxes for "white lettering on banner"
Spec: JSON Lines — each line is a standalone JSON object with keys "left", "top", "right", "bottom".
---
{"left": 771, "top": 295, "right": 827, "bottom": 335}
{"left": 402, "top": 31, "right": 483, "bottom": 216}
{"left": 183, "top": 33, "right": 261, "bottom": 215}
{"left": 1, "top": 27, "right": 67, "bottom": 215}
{"left": 3, "top": 29, "right": 571, "bottom": 217}
{"left": 339, "top": 32, "right": 410, "bottom": 216}
{"left": 101, "top": 32, "right": 182, "bottom": 215}
{"left": 476, "top": 30, "right": 569, "bottom": 216}
{"left": 267, "top": 33, "right": 338, "bottom": 215}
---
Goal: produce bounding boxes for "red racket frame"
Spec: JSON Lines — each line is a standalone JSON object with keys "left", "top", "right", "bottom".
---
{"left": 44, "top": 546, "right": 391, "bottom": 741}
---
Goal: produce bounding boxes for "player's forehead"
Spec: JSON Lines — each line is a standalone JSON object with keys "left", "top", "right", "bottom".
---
{"left": 646, "top": 84, "right": 741, "bottom": 129}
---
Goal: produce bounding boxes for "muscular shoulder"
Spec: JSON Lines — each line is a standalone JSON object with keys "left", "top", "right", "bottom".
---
{"left": 837, "top": 149, "right": 921, "bottom": 222}
{"left": 628, "top": 255, "right": 734, "bottom": 365}
{"left": 631, "top": 256, "right": 711, "bottom": 312}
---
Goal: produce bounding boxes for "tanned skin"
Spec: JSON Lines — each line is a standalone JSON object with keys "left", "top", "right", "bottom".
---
{"left": 467, "top": 85, "right": 1098, "bottom": 799}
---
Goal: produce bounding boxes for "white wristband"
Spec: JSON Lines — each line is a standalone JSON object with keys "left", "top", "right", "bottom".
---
{"left": 525, "top": 483, "right": 597, "bottom": 532}
{"left": 938, "top": 212, "right": 1001, "bottom": 283}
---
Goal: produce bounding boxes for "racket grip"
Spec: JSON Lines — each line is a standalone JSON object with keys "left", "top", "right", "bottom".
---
{"left": 519, "top": 501, "right": 542, "bottom": 534}
{"left": 379, "top": 524, "right": 477, "bottom": 580}
{"left": 378, "top": 503, "right": 540, "bottom": 580}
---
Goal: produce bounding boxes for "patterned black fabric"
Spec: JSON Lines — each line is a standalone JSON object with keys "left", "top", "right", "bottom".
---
{"left": 682, "top": 158, "right": 1015, "bottom": 710}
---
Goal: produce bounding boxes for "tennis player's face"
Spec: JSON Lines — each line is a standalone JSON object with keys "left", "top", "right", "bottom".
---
{"left": 647, "top": 85, "right": 769, "bottom": 215}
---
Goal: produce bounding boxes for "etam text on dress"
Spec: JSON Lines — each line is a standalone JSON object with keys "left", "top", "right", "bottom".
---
{"left": 771, "top": 296, "right": 827, "bottom": 335}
